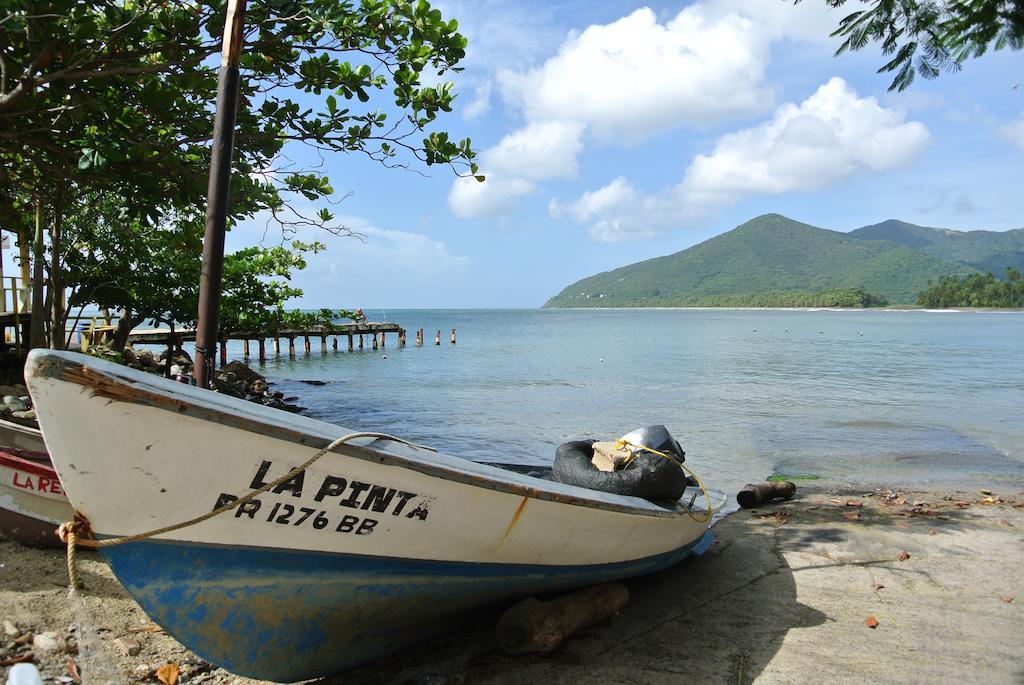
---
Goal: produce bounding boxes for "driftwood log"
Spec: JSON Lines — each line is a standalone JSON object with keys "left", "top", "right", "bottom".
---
{"left": 736, "top": 481, "right": 796, "bottom": 509}
{"left": 495, "top": 583, "right": 629, "bottom": 655}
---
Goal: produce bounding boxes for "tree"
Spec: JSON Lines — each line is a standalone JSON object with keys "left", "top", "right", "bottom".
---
{"left": 63, "top": 196, "right": 333, "bottom": 352}
{"left": 800, "top": 0, "right": 1024, "bottom": 90}
{"left": 0, "top": 0, "right": 481, "bottom": 348}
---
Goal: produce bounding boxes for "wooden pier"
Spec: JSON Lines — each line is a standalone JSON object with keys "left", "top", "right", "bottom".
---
{"left": 123, "top": 322, "right": 407, "bottom": 365}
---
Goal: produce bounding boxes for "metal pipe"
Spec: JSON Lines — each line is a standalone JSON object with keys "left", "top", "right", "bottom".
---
{"left": 194, "top": 0, "right": 248, "bottom": 388}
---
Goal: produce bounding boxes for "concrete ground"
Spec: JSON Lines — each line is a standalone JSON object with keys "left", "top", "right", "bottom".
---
{"left": 340, "top": 486, "right": 1024, "bottom": 685}
{"left": 1, "top": 485, "right": 1022, "bottom": 684}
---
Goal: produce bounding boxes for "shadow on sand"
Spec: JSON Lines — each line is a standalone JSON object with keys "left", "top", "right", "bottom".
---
{"left": 326, "top": 510, "right": 827, "bottom": 684}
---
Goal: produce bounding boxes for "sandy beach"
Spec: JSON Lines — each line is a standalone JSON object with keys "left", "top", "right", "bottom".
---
{"left": 1, "top": 482, "right": 1021, "bottom": 684}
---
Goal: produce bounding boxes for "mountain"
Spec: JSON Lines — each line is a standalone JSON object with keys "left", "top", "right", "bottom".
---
{"left": 849, "top": 219, "right": 1024, "bottom": 276}
{"left": 544, "top": 214, "right": 978, "bottom": 307}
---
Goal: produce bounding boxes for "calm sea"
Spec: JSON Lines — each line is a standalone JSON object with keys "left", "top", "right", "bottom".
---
{"left": 220, "top": 309, "right": 1024, "bottom": 495}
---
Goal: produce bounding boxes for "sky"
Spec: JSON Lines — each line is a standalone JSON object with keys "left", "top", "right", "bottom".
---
{"left": 193, "top": 1, "right": 1024, "bottom": 309}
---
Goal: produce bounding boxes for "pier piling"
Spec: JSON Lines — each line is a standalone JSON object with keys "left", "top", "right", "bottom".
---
{"left": 258, "top": 339, "right": 266, "bottom": 363}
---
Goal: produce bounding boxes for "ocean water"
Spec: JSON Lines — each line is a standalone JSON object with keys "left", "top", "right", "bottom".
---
{"left": 218, "top": 309, "right": 1024, "bottom": 495}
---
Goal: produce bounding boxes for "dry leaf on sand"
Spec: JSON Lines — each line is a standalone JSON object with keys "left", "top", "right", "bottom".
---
{"left": 157, "top": 663, "right": 180, "bottom": 685}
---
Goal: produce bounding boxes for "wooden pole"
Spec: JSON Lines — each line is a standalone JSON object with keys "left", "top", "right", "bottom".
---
{"left": 288, "top": 335, "right": 295, "bottom": 357}
{"left": 347, "top": 333, "right": 353, "bottom": 351}
{"left": 372, "top": 333, "right": 378, "bottom": 350}
{"left": 219, "top": 339, "right": 228, "bottom": 367}
{"left": 304, "top": 336, "right": 311, "bottom": 353}
{"left": 321, "top": 335, "right": 327, "bottom": 353}
{"left": 258, "top": 338, "right": 266, "bottom": 363}
{"left": 358, "top": 335, "right": 364, "bottom": 350}
{"left": 273, "top": 337, "right": 280, "bottom": 355}
{"left": 194, "top": 0, "right": 248, "bottom": 388}
{"left": 242, "top": 339, "right": 250, "bottom": 356}
{"left": 332, "top": 336, "right": 338, "bottom": 351}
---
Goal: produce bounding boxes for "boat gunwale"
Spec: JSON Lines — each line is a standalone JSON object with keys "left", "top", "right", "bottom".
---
{"left": 0, "top": 449, "right": 58, "bottom": 478}
{"left": 27, "top": 350, "right": 723, "bottom": 520}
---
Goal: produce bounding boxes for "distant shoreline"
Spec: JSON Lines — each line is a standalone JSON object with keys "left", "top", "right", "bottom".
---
{"left": 539, "top": 306, "right": 1024, "bottom": 313}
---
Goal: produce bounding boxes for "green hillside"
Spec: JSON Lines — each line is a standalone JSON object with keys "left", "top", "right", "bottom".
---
{"left": 544, "top": 214, "right": 977, "bottom": 307}
{"left": 850, "top": 219, "right": 1024, "bottom": 276}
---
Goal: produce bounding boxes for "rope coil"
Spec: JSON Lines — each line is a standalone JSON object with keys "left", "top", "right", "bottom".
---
{"left": 58, "top": 431, "right": 433, "bottom": 589}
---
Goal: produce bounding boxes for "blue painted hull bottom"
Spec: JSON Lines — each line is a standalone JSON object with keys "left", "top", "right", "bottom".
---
{"left": 102, "top": 532, "right": 713, "bottom": 682}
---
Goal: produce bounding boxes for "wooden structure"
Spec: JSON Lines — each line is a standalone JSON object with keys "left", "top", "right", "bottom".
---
{"left": 123, "top": 322, "right": 406, "bottom": 365}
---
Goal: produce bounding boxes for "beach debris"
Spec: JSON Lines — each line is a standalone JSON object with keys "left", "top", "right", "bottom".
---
{"left": 496, "top": 583, "right": 629, "bottom": 655}
{"left": 4, "top": 663, "right": 42, "bottom": 685}
{"left": 3, "top": 621, "right": 20, "bottom": 637}
{"left": 65, "top": 656, "right": 81, "bottom": 683}
{"left": 979, "top": 489, "right": 993, "bottom": 496}
{"left": 0, "top": 653, "right": 34, "bottom": 667}
{"left": 112, "top": 637, "right": 141, "bottom": 656}
{"left": 736, "top": 481, "right": 796, "bottom": 508}
{"left": 897, "top": 550, "right": 910, "bottom": 561}
{"left": 999, "top": 519, "right": 1013, "bottom": 527}
{"left": 872, "top": 582, "right": 885, "bottom": 591}
{"left": 864, "top": 616, "right": 879, "bottom": 629}
{"left": 845, "top": 500, "right": 863, "bottom": 507}
{"left": 756, "top": 510, "right": 790, "bottom": 526}
{"left": 979, "top": 496, "right": 1003, "bottom": 505}
{"left": 928, "top": 528, "right": 936, "bottom": 535}
{"left": 130, "top": 623, "right": 165, "bottom": 635}
{"left": 156, "top": 663, "right": 180, "bottom": 685}
{"left": 842, "top": 511, "right": 860, "bottom": 521}
{"left": 1001, "top": 595, "right": 1013, "bottom": 604}
{"left": 131, "top": 664, "right": 155, "bottom": 681}
{"left": 953, "top": 500, "right": 970, "bottom": 509}
{"left": 31, "top": 632, "right": 65, "bottom": 654}
{"left": 881, "top": 490, "right": 907, "bottom": 505}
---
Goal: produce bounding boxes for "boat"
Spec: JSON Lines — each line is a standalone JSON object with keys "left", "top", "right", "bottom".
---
{"left": 0, "top": 415, "right": 47, "bottom": 453}
{"left": 0, "top": 444, "right": 74, "bottom": 548}
{"left": 0, "top": 416, "right": 74, "bottom": 547}
{"left": 25, "top": 348, "right": 724, "bottom": 682}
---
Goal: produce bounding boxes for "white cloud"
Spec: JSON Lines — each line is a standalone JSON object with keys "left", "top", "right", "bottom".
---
{"left": 449, "top": 174, "right": 536, "bottom": 219}
{"left": 498, "top": 7, "right": 775, "bottom": 142}
{"left": 550, "top": 177, "right": 637, "bottom": 223}
{"left": 484, "top": 120, "right": 586, "bottom": 181}
{"left": 462, "top": 81, "right": 492, "bottom": 121}
{"left": 448, "top": 1, "right": 842, "bottom": 220}
{"left": 999, "top": 113, "right": 1024, "bottom": 151}
{"left": 448, "top": 120, "right": 585, "bottom": 218}
{"left": 679, "top": 77, "right": 930, "bottom": 205}
{"left": 560, "top": 78, "right": 931, "bottom": 242}
{"left": 228, "top": 213, "right": 469, "bottom": 288}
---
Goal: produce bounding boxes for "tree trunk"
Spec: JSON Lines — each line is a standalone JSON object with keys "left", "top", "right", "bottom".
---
{"left": 110, "top": 309, "right": 142, "bottom": 353}
{"left": 16, "top": 219, "right": 31, "bottom": 312}
{"left": 29, "top": 197, "right": 46, "bottom": 349}
{"left": 50, "top": 198, "right": 63, "bottom": 349}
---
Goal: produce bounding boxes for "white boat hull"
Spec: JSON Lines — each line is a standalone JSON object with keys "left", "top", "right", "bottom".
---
{"left": 26, "top": 350, "right": 723, "bottom": 681}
